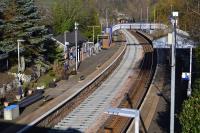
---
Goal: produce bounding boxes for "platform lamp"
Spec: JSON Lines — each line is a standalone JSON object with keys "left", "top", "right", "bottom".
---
{"left": 64, "top": 31, "right": 70, "bottom": 66}
{"left": 187, "top": 45, "right": 193, "bottom": 96}
{"left": 75, "top": 22, "right": 79, "bottom": 72}
{"left": 170, "top": 11, "right": 178, "bottom": 133}
{"left": 17, "top": 39, "right": 25, "bottom": 98}
{"left": 17, "top": 39, "right": 25, "bottom": 73}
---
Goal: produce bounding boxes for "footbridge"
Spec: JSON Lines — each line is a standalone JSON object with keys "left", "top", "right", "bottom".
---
{"left": 111, "top": 23, "right": 195, "bottom": 48}
{"left": 112, "top": 23, "right": 168, "bottom": 33}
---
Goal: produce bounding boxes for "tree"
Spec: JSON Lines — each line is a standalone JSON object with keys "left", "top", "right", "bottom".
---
{"left": 185, "top": 0, "right": 200, "bottom": 42}
{"left": 150, "top": 1, "right": 200, "bottom": 132}
{"left": 0, "top": 0, "right": 55, "bottom": 66}
{"left": 151, "top": 0, "right": 200, "bottom": 41}
{"left": 52, "top": 0, "right": 100, "bottom": 41}
{"left": 52, "top": 0, "right": 85, "bottom": 33}
{"left": 0, "top": 4, "right": 4, "bottom": 41}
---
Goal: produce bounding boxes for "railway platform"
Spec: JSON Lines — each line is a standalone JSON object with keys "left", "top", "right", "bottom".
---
{"left": 1, "top": 43, "right": 123, "bottom": 133}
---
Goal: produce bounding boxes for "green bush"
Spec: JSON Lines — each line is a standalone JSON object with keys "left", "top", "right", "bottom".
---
{"left": 179, "top": 81, "right": 200, "bottom": 133}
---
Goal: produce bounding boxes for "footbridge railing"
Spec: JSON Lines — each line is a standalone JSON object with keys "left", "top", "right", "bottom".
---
{"left": 112, "top": 23, "right": 168, "bottom": 33}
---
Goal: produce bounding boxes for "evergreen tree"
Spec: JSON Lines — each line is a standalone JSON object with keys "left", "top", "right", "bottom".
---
{"left": 0, "top": 0, "right": 7, "bottom": 45}
{"left": 0, "top": 0, "right": 53, "bottom": 65}
{"left": 0, "top": 7, "right": 4, "bottom": 41}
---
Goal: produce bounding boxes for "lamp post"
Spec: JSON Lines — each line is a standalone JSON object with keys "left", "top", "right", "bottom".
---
{"left": 64, "top": 39, "right": 69, "bottom": 80}
{"left": 187, "top": 46, "right": 192, "bottom": 96}
{"left": 170, "top": 11, "right": 178, "bottom": 133}
{"left": 147, "top": 7, "right": 149, "bottom": 23}
{"left": 17, "top": 39, "right": 25, "bottom": 98}
{"left": 64, "top": 31, "right": 69, "bottom": 63}
{"left": 17, "top": 39, "right": 25, "bottom": 73}
{"left": 75, "top": 22, "right": 79, "bottom": 72}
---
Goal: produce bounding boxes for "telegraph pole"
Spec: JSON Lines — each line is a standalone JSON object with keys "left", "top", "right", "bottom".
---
{"left": 140, "top": 8, "right": 143, "bottom": 22}
{"left": 171, "top": 5, "right": 173, "bottom": 12}
{"left": 154, "top": 7, "right": 156, "bottom": 30}
{"left": 147, "top": 6, "right": 150, "bottom": 32}
{"left": 93, "top": 26, "right": 95, "bottom": 43}
{"left": 147, "top": 7, "right": 149, "bottom": 23}
{"left": 106, "top": 8, "right": 108, "bottom": 28}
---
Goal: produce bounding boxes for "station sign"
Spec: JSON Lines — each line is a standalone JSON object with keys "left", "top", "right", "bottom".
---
{"left": 182, "top": 72, "right": 190, "bottom": 81}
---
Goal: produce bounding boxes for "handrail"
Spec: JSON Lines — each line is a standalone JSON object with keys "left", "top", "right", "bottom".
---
{"left": 112, "top": 23, "right": 168, "bottom": 33}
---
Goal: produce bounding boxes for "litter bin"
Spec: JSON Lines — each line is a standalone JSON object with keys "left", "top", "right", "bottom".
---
{"left": 4, "top": 105, "right": 19, "bottom": 120}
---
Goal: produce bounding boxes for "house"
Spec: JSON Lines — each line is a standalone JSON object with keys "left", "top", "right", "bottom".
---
{"left": 52, "top": 30, "right": 87, "bottom": 48}
{"left": 52, "top": 31, "right": 93, "bottom": 66}
{"left": 0, "top": 51, "right": 8, "bottom": 71}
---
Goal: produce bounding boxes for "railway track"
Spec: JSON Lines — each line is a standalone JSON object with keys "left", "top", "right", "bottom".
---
{"left": 51, "top": 34, "right": 143, "bottom": 132}
{"left": 50, "top": 30, "right": 155, "bottom": 133}
{"left": 2, "top": 35, "right": 127, "bottom": 133}
{"left": 100, "top": 30, "right": 155, "bottom": 133}
{"left": 2, "top": 43, "right": 126, "bottom": 133}
{"left": 3, "top": 30, "right": 156, "bottom": 133}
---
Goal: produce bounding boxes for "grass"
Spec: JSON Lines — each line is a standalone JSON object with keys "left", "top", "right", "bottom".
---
{"left": 36, "top": 71, "right": 58, "bottom": 88}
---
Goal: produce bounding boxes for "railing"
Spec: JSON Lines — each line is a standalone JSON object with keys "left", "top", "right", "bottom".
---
{"left": 112, "top": 23, "right": 168, "bottom": 33}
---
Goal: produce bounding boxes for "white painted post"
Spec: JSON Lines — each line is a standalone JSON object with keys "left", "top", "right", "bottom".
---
{"left": 75, "top": 22, "right": 79, "bottom": 72}
{"left": 170, "top": 11, "right": 178, "bottom": 133}
{"left": 135, "top": 110, "right": 140, "bottom": 133}
{"left": 106, "top": 8, "right": 108, "bottom": 28}
{"left": 187, "top": 46, "right": 192, "bottom": 96}
{"left": 17, "top": 39, "right": 25, "bottom": 73}
{"left": 105, "top": 108, "right": 140, "bottom": 133}
{"left": 17, "top": 41, "right": 20, "bottom": 73}
{"left": 93, "top": 26, "right": 95, "bottom": 45}
{"left": 147, "top": 7, "right": 149, "bottom": 23}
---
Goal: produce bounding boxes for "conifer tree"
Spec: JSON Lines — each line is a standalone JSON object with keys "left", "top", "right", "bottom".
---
{"left": 0, "top": 0, "right": 7, "bottom": 48}
{"left": 0, "top": 7, "right": 4, "bottom": 41}
{"left": 0, "top": 0, "right": 53, "bottom": 66}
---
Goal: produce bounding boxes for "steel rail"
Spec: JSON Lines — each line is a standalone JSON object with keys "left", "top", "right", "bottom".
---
{"left": 16, "top": 42, "right": 127, "bottom": 133}
{"left": 100, "top": 30, "right": 156, "bottom": 133}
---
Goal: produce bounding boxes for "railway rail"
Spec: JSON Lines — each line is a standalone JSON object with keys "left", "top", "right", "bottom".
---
{"left": 100, "top": 30, "right": 156, "bottom": 133}
{"left": 3, "top": 35, "right": 127, "bottom": 133}
{"left": 52, "top": 32, "right": 143, "bottom": 132}
{"left": 3, "top": 30, "right": 156, "bottom": 133}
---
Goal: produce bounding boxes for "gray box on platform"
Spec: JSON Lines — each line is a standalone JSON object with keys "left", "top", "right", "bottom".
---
{"left": 4, "top": 105, "right": 19, "bottom": 120}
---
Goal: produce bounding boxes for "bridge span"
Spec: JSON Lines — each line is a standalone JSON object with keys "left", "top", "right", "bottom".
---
{"left": 111, "top": 23, "right": 195, "bottom": 49}
{"left": 112, "top": 23, "right": 168, "bottom": 32}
